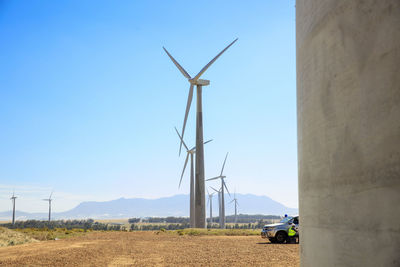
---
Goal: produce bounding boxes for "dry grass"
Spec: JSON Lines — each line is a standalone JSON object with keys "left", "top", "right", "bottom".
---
{"left": 95, "top": 219, "right": 129, "bottom": 224}
{"left": 0, "top": 227, "right": 38, "bottom": 247}
{"left": 167, "top": 228, "right": 261, "bottom": 236}
{"left": 95, "top": 218, "right": 131, "bottom": 229}
{"left": 14, "top": 228, "right": 90, "bottom": 241}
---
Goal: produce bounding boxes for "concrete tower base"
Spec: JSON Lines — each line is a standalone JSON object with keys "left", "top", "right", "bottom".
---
{"left": 297, "top": 1, "right": 400, "bottom": 266}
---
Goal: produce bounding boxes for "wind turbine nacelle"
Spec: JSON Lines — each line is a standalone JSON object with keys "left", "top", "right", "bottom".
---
{"left": 191, "top": 79, "right": 210, "bottom": 86}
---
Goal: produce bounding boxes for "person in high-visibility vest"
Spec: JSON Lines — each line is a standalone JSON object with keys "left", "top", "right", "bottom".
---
{"left": 287, "top": 223, "right": 297, "bottom": 243}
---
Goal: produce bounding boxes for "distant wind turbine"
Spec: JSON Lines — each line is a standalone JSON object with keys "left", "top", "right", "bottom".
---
{"left": 229, "top": 190, "right": 239, "bottom": 224}
{"left": 207, "top": 153, "right": 230, "bottom": 228}
{"left": 43, "top": 191, "right": 53, "bottom": 223}
{"left": 207, "top": 188, "right": 215, "bottom": 226}
{"left": 210, "top": 186, "right": 222, "bottom": 228}
{"left": 10, "top": 190, "right": 17, "bottom": 225}
{"left": 175, "top": 127, "right": 212, "bottom": 228}
{"left": 164, "top": 39, "right": 238, "bottom": 228}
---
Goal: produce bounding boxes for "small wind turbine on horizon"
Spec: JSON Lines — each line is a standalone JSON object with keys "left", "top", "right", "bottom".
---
{"left": 43, "top": 191, "right": 53, "bottom": 223}
{"left": 207, "top": 188, "right": 215, "bottom": 226}
{"left": 207, "top": 152, "right": 230, "bottom": 229}
{"left": 164, "top": 39, "right": 238, "bottom": 228}
{"left": 210, "top": 186, "right": 222, "bottom": 228}
{"left": 10, "top": 190, "right": 17, "bottom": 225}
{"left": 175, "top": 127, "right": 212, "bottom": 228}
{"left": 229, "top": 190, "right": 240, "bottom": 224}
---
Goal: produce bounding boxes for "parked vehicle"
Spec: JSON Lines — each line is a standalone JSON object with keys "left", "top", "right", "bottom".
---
{"left": 261, "top": 215, "right": 299, "bottom": 243}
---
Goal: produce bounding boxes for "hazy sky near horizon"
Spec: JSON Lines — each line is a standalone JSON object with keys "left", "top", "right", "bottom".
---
{"left": 0, "top": 0, "right": 297, "bottom": 213}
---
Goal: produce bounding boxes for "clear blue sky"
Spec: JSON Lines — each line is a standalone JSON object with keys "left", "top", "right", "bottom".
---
{"left": 0, "top": 0, "right": 297, "bottom": 213}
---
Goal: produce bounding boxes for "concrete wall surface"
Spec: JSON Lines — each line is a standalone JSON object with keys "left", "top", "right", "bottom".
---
{"left": 297, "top": 0, "right": 400, "bottom": 266}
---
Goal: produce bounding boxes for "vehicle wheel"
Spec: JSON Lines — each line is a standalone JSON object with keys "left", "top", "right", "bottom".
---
{"left": 269, "top": 238, "right": 277, "bottom": 243}
{"left": 275, "top": 231, "right": 287, "bottom": 243}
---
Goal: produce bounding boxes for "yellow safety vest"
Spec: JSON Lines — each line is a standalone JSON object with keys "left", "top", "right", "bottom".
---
{"left": 288, "top": 227, "right": 296, "bottom": 237}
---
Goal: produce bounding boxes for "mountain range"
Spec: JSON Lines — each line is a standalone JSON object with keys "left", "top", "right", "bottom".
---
{"left": 0, "top": 194, "right": 298, "bottom": 221}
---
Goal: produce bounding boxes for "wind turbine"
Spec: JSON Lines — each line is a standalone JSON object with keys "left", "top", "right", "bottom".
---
{"left": 43, "top": 191, "right": 53, "bottom": 223}
{"left": 207, "top": 153, "right": 230, "bottom": 229}
{"left": 207, "top": 188, "right": 215, "bottom": 226}
{"left": 10, "top": 190, "right": 17, "bottom": 225}
{"left": 164, "top": 39, "right": 238, "bottom": 228}
{"left": 175, "top": 127, "right": 212, "bottom": 228}
{"left": 229, "top": 190, "right": 239, "bottom": 224}
{"left": 210, "top": 186, "right": 222, "bottom": 228}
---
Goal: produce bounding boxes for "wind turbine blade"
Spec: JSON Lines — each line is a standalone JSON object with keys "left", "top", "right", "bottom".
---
{"left": 220, "top": 152, "right": 229, "bottom": 176}
{"left": 206, "top": 176, "right": 221, "bottom": 181}
{"left": 49, "top": 191, "right": 53, "bottom": 199}
{"left": 179, "top": 153, "right": 190, "bottom": 188}
{"left": 210, "top": 186, "right": 220, "bottom": 193}
{"left": 191, "top": 138, "right": 213, "bottom": 152}
{"left": 179, "top": 84, "right": 194, "bottom": 156}
{"left": 163, "top": 47, "right": 191, "bottom": 79}
{"left": 193, "top": 38, "right": 238, "bottom": 81}
{"left": 203, "top": 139, "right": 213, "bottom": 145}
{"left": 174, "top": 127, "right": 189, "bottom": 151}
{"left": 229, "top": 199, "right": 235, "bottom": 204}
{"left": 223, "top": 180, "right": 231, "bottom": 197}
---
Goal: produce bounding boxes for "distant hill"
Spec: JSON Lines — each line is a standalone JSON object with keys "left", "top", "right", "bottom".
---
{"left": 0, "top": 194, "right": 297, "bottom": 220}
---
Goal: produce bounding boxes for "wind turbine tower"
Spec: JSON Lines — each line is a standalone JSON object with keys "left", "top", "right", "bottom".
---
{"left": 207, "top": 153, "right": 230, "bottom": 228}
{"left": 210, "top": 186, "right": 222, "bottom": 227}
{"left": 207, "top": 189, "right": 215, "bottom": 226}
{"left": 175, "top": 127, "right": 212, "bottom": 228}
{"left": 43, "top": 192, "right": 53, "bottom": 223}
{"left": 10, "top": 191, "right": 17, "bottom": 225}
{"left": 164, "top": 39, "right": 237, "bottom": 228}
{"left": 230, "top": 190, "right": 239, "bottom": 224}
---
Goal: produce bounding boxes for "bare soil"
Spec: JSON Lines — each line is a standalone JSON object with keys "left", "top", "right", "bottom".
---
{"left": 0, "top": 231, "right": 299, "bottom": 266}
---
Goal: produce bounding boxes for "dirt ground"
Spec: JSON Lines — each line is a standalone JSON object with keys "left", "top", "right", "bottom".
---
{"left": 0, "top": 231, "right": 299, "bottom": 266}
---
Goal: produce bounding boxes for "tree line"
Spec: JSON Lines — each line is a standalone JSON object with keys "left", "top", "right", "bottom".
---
{"left": 0, "top": 219, "right": 120, "bottom": 231}
{"left": 0, "top": 214, "right": 283, "bottom": 231}
{"left": 129, "top": 214, "right": 282, "bottom": 224}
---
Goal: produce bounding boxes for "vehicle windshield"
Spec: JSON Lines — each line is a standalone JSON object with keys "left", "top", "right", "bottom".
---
{"left": 279, "top": 217, "right": 293, "bottom": 223}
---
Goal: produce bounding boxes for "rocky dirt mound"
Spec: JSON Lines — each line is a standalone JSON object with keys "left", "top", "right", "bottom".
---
{"left": 0, "top": 227, "right": 38, "bottom": 247}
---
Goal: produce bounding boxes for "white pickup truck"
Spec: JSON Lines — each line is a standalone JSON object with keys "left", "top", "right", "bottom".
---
{"left": 261, "top": 215, "right": 299, "bottom": 243}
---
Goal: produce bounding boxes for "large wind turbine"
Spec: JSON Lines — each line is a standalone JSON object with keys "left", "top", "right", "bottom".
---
{"left": 229, "top": 190, "right": 239, "bottom": 224}
{"left": 43, "top": 191, "right": 53, "bottom": 223}
{"left": 175, "top": 127, "right": 212, "bottom": 228}
{"left": 207, "top": 188, "right": 215, "bottom": 226}
{"left": 164, "top": 39, "right": 238, "bottom": 228}
{"left": 10, "top": 191, "right": 17, "bottom": 225}
{"left": 207, "top": 153, "right": 230, "bottom": 228}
